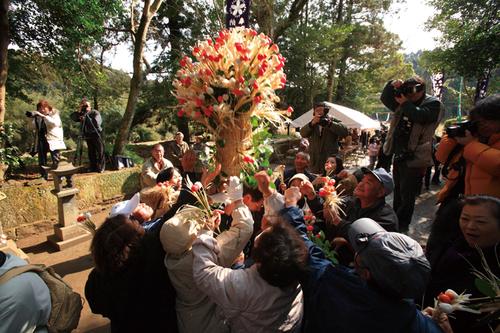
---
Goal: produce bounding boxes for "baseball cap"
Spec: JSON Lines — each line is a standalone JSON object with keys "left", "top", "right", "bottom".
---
{"left": 288, "top": 173, "right": 310, "bottom": 186}
{"left": 348, "top": 218, "right": 431, "bottom": 299}
{"left": 109, "top": 193, "right": 140, "bottom": 218}
{"left": 361, "top": 167, "right": 394, "bottom": 195}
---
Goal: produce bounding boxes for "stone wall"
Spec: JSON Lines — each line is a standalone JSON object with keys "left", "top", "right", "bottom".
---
{"left": 0, "top": 167, "right": 140, "bottom": 239}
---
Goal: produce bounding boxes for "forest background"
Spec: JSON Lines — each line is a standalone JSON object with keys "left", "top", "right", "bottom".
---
{"left": 0, "top": 0, "right": 498, "bottom": 161}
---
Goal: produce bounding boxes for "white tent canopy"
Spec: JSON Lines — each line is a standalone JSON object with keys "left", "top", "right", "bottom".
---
{"left": 290, "top": 102, "right": 381, "bottom": 130}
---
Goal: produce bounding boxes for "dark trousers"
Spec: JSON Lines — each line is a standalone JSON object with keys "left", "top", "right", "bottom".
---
{"left": 424, "top": 155, "right": 441, "bottom": 188}
{"left": 38, "top": 139, "right": 60, "bottom": 178}
{"left": 86, "top": 135, "right": 105, "bottom": 172}
{"left": 393, "top": 161, "right": 426, "bottom": 231}
{"left": 376, "top": 151, "right": 393, "bottom": 172}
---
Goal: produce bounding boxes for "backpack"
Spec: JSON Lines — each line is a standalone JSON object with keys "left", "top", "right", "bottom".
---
{"left": 0, "top": 264, "right": 83, "bottom": 333}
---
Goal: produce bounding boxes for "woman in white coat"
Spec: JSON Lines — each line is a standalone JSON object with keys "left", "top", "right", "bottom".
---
{"left": 31, "top": 99, "right": 66, "bottom": 178}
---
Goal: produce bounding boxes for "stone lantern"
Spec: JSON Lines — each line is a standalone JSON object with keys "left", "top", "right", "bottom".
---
{"left": 47, "top": 162, "right": 92, "bottom": 251}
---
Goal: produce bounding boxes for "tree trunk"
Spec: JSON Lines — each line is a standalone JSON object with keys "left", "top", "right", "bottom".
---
{"left": 113, "top": 0, "right": 164, "bottom": 157}
{"left": 167, "top": 2, "right": 190, "bottom": 141}
{"left": 326, "top": 60, "right": 337, "bottom": 102}
{"left": 0, "top": 0, "right": 9, "bottom": 125}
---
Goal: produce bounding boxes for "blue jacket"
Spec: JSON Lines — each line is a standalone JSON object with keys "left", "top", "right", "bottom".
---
{"left": 0, "top": 253, "right": 51, "bottom": 333}
{"left": 280, "top": 206, "right": 443, "bottom": 333}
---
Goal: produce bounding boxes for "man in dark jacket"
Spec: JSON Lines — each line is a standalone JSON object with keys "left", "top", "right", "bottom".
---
{"left": 380, "top": 77, "right": 443, "bottom": 232}
{"left": 75, "top": 99, "right": 105, "bottom": 172}
{"left": 300, "top": 102, "right": 348, "bottom": 173}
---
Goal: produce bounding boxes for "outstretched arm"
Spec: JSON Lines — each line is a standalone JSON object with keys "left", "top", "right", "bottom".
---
{"left": 215, "top": 201, "right": 254, "bottom": 267}
{"left": 279, "top": 203, "right": 331, "bottom": 287}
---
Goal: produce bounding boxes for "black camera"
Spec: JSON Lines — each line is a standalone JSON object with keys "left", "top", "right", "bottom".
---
{"left": 445, "top": 120, "right": 477, "bottom": 138}
{"left": 394, "top": 83, "right": 424, "bottom": 97}
{"left": 25, "top": 111, "right": 35, "bottom": 118}
{"left": 318, "top": 116, "right": 332, "bottom": 127}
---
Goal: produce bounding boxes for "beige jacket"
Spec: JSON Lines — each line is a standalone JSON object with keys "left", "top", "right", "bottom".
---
{"left": 140, "top": 157, "right": 173, "bottom": 188}
{"left": 192, "top": 234, "right": 304, "bottom": 332}
{"left": 165, "top": 203, "right": 254, "bottom": 333}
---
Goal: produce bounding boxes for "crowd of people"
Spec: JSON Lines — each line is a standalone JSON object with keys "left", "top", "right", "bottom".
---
{"left": 1, "top": 79, "right": 499, "bottom": 333}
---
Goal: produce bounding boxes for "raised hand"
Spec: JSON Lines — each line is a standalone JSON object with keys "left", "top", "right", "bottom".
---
{"left": 300, "top": 181, "right": 316, "bottom": 200}
{"left": 254, "top": 170, "right": 272, "bottom": 197}
{"left": 284, "top": 187, "right": 301, "bottom": 208}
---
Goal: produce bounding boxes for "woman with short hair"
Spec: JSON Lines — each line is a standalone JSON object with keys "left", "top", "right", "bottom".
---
{"left": 85, "top": 214, "right": 178, "bottom": 333}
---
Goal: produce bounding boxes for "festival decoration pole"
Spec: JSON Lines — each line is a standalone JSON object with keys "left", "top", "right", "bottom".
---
{"left": 457, "top": 76, "right": 463, "bottom": 122}
{"left": 431, "top": 72, "right": 445, "bottom": 101}
{"left": 474, "top": 69, "right": 491, "bottom": 103}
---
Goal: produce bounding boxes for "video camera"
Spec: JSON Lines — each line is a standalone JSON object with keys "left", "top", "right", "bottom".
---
{"left": 25, "top": 111, "right": 38, "bottom": 118}
{"left": 445, "top": 120, "right": 477, "bottom": 138}
{"left": 394, "top": 82, "right": 425, "bottom": 97}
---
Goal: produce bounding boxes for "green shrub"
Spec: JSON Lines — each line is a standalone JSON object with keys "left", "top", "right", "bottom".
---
{"left": 0, "top": 123, "right": 24, "bottom": 173}
{"left": 131, "top": 124, "right": 162, "bottom": 142}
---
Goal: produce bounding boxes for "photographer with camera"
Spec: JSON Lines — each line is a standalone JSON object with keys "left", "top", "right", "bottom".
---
{"left": 72, "top": 99, "right": 105, "bottom": 172}
{"left": 300, "top": 102, "right": 348, "bottom": 174}
{"left": 27, "top": 99, "right": 66, "bottom": 179}
{"left": 381, "top": 76, "right": 443, "bottom": 232}
{"left": 437, "top": 94, "right": 500, "bottom": 203}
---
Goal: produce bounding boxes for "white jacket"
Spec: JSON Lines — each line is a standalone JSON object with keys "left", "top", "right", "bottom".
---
{"left": 41, "top": 110, "right": 66, "bottom": 151}
{"left": 192, "top": 234, "right": 303, "bottom": 333}
{"left": 165, "top": 203, "right": 254, "bottom": 333}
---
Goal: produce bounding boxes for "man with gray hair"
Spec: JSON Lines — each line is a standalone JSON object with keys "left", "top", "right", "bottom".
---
{"left": 165, "top": 132, "right": 190, "bottom": 171}
{"left": 140, "top": 144, "right": 174, "bottom": 188}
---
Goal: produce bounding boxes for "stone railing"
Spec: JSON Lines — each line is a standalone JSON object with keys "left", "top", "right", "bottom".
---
{"left": 0, "top": 167, "right": 140, "bottom": 239}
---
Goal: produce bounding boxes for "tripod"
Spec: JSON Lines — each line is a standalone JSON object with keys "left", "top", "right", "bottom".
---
{"left": 73, "top": 120, "right": 85, "bottom": 166}
{"left": 73, "top": 112, "right": 105, "bottom": 171}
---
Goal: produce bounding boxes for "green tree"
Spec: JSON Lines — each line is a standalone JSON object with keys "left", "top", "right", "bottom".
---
{"left": 423, "top": 0, "right": 499, "bottom": 97}
{"left": 112, "top": 0, "right": 164, "bottom": 157}
{"left": 3, "top": 0, "right": 124, "bottom": 122}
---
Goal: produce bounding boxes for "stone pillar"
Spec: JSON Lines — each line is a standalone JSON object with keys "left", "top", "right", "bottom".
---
{"left": 47, "top": 162, "right": 92, "bottom": 251}
{"left": 0, "top": 191, "right": 29, "bottom": 260}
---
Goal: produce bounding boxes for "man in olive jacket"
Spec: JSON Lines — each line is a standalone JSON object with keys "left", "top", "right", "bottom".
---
{"left": 380, "top": 76, "right": 443, "bottom": 232}
{"left": 300, "top": 102, "right": 348, "bottom": 173}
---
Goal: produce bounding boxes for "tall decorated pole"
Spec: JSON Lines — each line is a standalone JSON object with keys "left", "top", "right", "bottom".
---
{"left": 474, "top": 69, "right": 491, "bottom": 103}
{"left": 457, "top": 76, "right": 463, "bottom": 122}
{"left": 431, "top": 72, "right": 445, "bottom": 101}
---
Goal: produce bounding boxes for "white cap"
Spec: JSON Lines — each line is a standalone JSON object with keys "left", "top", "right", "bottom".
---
{"left": 109, "top": 193, "right": 140, "bottom": 218}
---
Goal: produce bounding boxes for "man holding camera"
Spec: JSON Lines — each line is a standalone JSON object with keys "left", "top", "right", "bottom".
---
{"left": 300, "top": 102, "right": 348, "bottom": 174}
{"left": 73, "top": 99, "right": 105, "bottom": 172}
{"left": 381, "top": 76, "right": 443, "bottom": 232}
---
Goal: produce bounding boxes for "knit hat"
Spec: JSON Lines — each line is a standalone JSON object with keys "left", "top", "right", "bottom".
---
{"left": 288, "top": 173, "right": 309, "bottom": 186}
{"left": 348, "top": 218, "right": 430, "bottom": 299}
